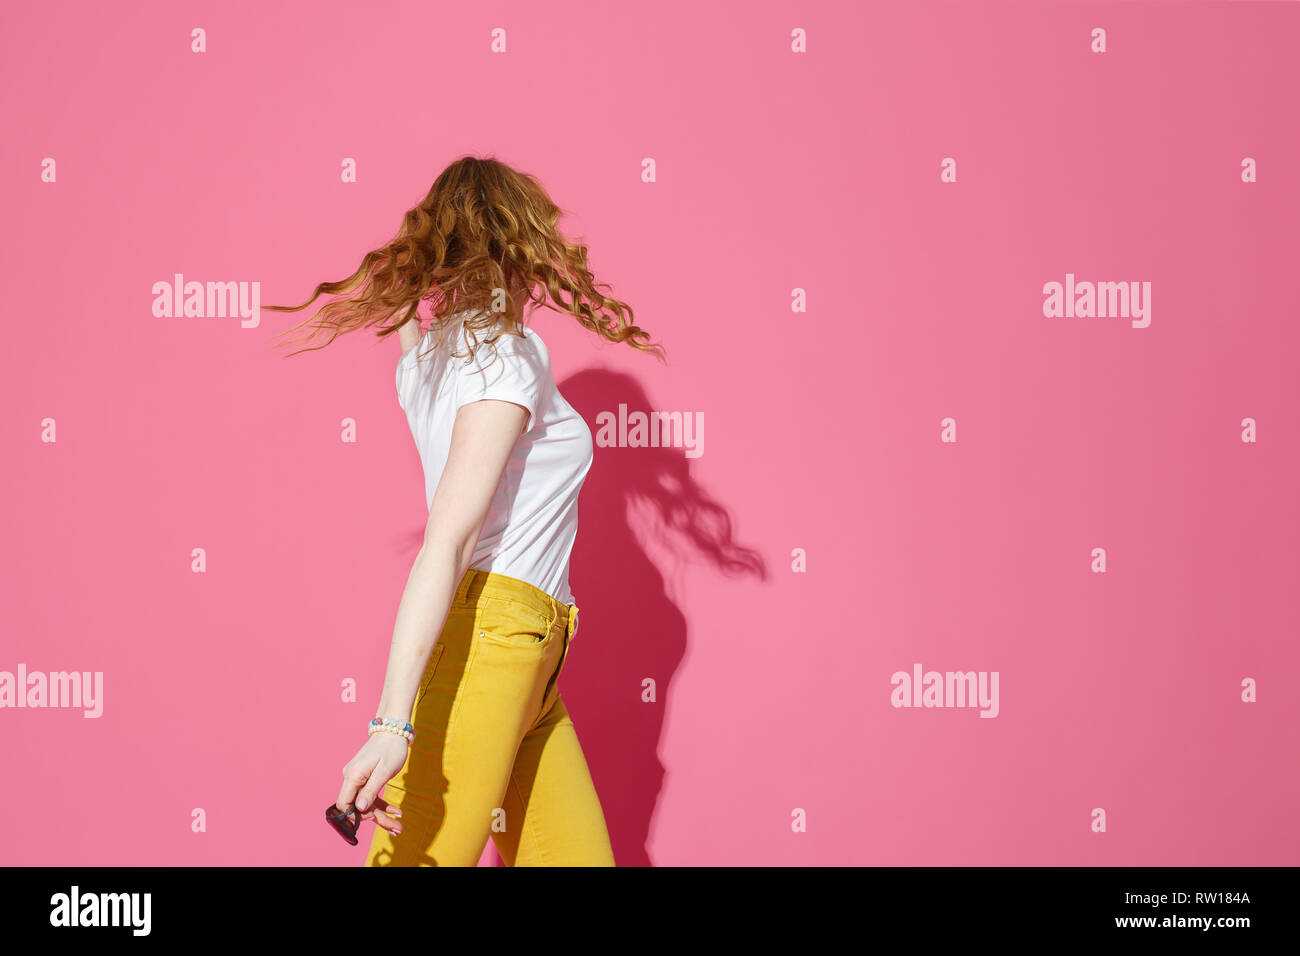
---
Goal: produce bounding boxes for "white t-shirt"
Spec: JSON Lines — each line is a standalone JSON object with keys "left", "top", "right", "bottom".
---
{"left": 395, "top": 309, "right": 594, "bottom": 607}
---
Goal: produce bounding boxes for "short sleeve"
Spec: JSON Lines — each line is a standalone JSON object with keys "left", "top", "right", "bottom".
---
{"left": 395, "top": 331, "right": 427, "bottom": 412}
{"left": 453, "top": 332, "right": 545, "bottom": 432}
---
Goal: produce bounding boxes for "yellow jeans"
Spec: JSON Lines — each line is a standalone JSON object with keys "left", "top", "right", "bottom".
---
{"left": 365, "top": 567, "right": 615, "bottom": 866}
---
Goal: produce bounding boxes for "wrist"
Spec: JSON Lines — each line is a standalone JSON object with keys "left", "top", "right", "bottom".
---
{"left": 368, "top": 717, "right": 416, "bottom": 744}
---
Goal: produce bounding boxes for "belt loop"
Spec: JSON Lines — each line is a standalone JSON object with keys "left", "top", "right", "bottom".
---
{"left": 568, "top": 605, "right": 579, "bottom": 641}
{"left": 454, "top": 567, "right": 474, "bottom": 605}
{"left": 547, "top": 595, "right": 561, "bottom": 635}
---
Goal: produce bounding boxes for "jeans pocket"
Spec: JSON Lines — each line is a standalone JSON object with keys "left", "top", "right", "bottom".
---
{"left": 472, "top": 598, "right": 552, "bottom": 650}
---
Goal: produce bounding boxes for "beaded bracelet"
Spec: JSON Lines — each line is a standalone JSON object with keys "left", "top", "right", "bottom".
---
{"left": 369, "top": 717, "right": 416, "bottom": 743}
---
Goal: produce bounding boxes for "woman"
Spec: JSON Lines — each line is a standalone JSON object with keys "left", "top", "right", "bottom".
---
{"left": 267, "top": 155, "right": 665, "bottom": 865}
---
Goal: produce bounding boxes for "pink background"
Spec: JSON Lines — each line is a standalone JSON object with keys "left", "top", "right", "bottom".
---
{"left": 2, "top": 0, "right": 1297, "bottom": 866}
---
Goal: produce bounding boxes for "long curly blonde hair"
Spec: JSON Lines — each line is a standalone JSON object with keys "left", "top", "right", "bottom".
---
{"left": 266, "top": 154, "right": 665, "bottom": 368}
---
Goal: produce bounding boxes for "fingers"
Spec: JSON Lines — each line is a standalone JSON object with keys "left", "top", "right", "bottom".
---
{"left": 339, "top": 751, "right": 405, "bottom": 830}
{"left": 373, "top": 803, "right": 403, "bottom": 835}
{"left": 337, "top": 752, "right": 379, "bottom": 814}
{"left": 356, "top": 784, "right": 378, "bottom": 813}
{"left": 355, "top": 758, "right": 402, "bottom": 813}
{"left": 338, "top": 740, "right": 408, "bottom": 836}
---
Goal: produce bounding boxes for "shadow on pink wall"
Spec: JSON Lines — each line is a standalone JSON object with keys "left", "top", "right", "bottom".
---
{"left": 480, "top": 367, "right": 768, "bottom": 866}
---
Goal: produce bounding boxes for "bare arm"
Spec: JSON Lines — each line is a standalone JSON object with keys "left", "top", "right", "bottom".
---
{"left": 372, "top": 396, "right": 529, "bottom": 722}
{"left": 335, "top": 309, "right": 531, "bottom": 829}
{"left": 396, "top": 319, "right": 420, "bottom": 355}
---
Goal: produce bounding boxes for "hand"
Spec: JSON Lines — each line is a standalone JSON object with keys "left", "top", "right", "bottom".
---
{"left": 337, "top": 732, "right": 410, "bottom": 837}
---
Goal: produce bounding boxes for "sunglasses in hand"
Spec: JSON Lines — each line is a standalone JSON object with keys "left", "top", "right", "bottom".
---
{"left": 325, "top": 803, "right": 362, "bottom": 845}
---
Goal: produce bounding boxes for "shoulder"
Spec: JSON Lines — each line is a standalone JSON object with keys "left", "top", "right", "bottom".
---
{"left": 515, "top": 324, "right": 550, "bottom": 361}
{"left": 461, "top": 321, "right": 549, "bottom": 368}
